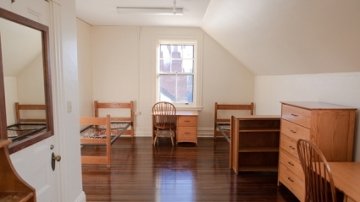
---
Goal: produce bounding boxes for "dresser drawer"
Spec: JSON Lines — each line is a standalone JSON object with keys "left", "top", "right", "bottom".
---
{"left": 281, "top": 119, "right": 310, "bottom": 140}
{"left": 177, "top": 116, "right": 197, "bottom": 127}
{"left": 279, "top": 163, "right": 305, "bottom": 201}
{"left": 279, "top": 150, "right": 304, "bottom": 181}
{"left": 282, "top": 104, "right": 311, "bottom": 128}
{"left": 280, "top": 134, "right": 299, "bottom": 158}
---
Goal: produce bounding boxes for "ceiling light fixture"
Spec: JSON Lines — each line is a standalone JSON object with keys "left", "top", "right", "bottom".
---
{"left": 117, "top": 0, "right": 183, "bottom": 16}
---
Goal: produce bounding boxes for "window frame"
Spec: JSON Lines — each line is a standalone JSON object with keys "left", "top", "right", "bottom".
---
{"left": 156, "top": 40, "right": 198, "bottom": 108}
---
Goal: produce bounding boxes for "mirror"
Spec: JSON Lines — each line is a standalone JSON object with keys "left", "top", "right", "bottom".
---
{"left": 0, "top": 8, "right": 53, "bottom": 153}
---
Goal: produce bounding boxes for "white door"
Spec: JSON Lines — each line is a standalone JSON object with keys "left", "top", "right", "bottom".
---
{"left": 2, "top": 0, "right": 63, "bottom": 201}
{"left": 10, "top": 137, "right": 61, "bottom": 201}
{"left": 2, "top": 1, "right": 83, "bottom": 201}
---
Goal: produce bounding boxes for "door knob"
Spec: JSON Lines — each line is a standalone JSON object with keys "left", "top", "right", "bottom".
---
{"left": 51, "top": 152, "right": 61, "bottom": 171}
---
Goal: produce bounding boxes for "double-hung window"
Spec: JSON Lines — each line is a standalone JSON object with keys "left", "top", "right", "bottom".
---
{"left": 156, "top": 41, "right": 197, "bottom": 106}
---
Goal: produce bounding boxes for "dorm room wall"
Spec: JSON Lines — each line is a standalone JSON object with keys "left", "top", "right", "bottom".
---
{"left": 76, "top": 20, "right": 254, "bottom": 136}
{"left": 254, "top": 72, "right": 360, "bottom": 161}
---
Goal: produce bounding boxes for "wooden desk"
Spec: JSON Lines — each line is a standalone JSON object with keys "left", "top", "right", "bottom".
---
{"left": 176, "top": 111, "right": 199, "bottom": 144}
{"left": 328, "top": 162, "right": 360, "bottom": 202}
{"left": 152, "top": 110, "right": 199, "bottom": 145}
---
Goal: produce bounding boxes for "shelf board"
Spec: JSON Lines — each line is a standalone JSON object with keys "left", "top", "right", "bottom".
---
{"left": 237, "top": 166, "right": 278, "bottom": 172}
{"left": 239, "top": 147, "right": 279, "bottom": 153}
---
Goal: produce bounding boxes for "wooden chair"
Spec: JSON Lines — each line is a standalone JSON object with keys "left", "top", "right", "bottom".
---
{"left": 80, "top": 115, "right": 112, "bottom": 167}
{"left": 297, "top": 139, "right": 337, "bottom": 202}
{"left": 94, "top": 101, "right": 135, "bottom": 137}
{"left": 15, "top": 102, "right": 46, "bottom": 123}
{"left": 152, "top": 102, "right": 177, "bottom": 146}
{"left": 214, "top": 102, "right": 254, "bottom": 140}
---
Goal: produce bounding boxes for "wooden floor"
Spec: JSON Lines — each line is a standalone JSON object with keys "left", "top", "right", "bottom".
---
{"left": 82, "top": 137, "right": 298, "bottom": 202}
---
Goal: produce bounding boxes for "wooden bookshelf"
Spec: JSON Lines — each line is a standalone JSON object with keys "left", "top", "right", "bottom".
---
{"left": 230, "top": 115, "right": 280, "bottom": 174}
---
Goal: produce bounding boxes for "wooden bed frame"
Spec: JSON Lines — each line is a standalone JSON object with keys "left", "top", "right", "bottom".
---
{"left": 214, "top": 102, "right": 254, "bottom": 140}
{"left": 80, "top": 115, "right": 112, "bottom": 167}
{"left": 7, "top": 103, "right": 47, "bottom": 141}
{"left": 15, "top": 102, "right": 46, "bottom": 123}
{"left": 94, "top": 101, "right": 135, "bottom": 137}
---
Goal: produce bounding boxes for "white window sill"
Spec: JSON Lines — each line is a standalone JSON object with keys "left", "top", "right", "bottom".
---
{"left": 175, "top": 105, "right": 203, "bottom": 112}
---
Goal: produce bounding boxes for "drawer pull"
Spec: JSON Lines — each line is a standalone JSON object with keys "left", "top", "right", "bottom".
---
{"left": 290, "top": 113, "right": 298, "bottom": 117}
{"left": 287, "top": 161, "right": 294, "bottom": 167}
{"left": 287, "top": 177, "right": 294, "bottom": 183}
{"left": 184, "top": 120, "right": 190, "bottom": 123}
{"left": 290, "top": 129, "right": 297, "bottom": 133}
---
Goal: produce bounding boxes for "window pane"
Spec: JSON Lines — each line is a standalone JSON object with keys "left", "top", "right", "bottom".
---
{"left": 176, "top": 75, "right": 193, "bottom": 103}
{"left": 159, "top": 59, "right": 171, "bottom": 73}
{"left": 182, "top": 45, "right": 194, "bottom": 59}
{"left": 160, "top": 45, "right": 171, "bottom": 59}
{"left": 159, "top": 75, "right": 176, "bottom": 102}
{"left": 181, "top": 59, "right": 194, "bottom": 73}
{"left": 171, "top": 45, "right": 182, "bottom": 58}
{"left": 158, "top": 43, "right": 195, "bottom": 104}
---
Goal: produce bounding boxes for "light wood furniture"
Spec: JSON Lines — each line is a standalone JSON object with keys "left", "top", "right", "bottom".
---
{"left": 0, "top": 140, "right": 36, "bottom": 201}
{"left": 8, "top": 103, "right": 47, "bottom": 142}
{"left": 278, "top": 101, "right": 356, "bottom": 201}
{"left": 80, "top": 115, "right": 112, "bottom": 167}
{"left": 94, "top": 101, "right": 135, "bottom": 137}
{"left": 152, "top": 102, "right": 177, "bottom": 146}
{"left": 15, "top": 102, "right": 46, "bottom": 124}
{"left": 230, "top": 115, "right": 280, "bottom": 173}
{"left": 176, "top": 111, "right": 199, "bottom": 144}
{"left": 214, "top": 102, "right": 254, "bottom": 140}
{"left": 328, "top": 162, "right": 360, "bottom": 202}
{"left": 297, "top": 139, "right": 337, "bottom": 202}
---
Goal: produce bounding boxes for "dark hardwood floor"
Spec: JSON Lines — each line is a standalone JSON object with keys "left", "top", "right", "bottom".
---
{"left": 82, "top": 137, "right": 298, "bottom": 202}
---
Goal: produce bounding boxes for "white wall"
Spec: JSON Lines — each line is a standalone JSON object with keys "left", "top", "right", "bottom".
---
{"left": 254, "top": 72, "right": 360, "bottom": 161}
{"left": 4, "top": 77, "right": 18, "bottom": 125}
{"left": 77, "top": 23, "right": 255, "bottom": 136}
{"left": 17, "top": 54, "right": 45, "bottom": 104}
{"left": 77, "top": 19, "right": 93, "bottom": 116}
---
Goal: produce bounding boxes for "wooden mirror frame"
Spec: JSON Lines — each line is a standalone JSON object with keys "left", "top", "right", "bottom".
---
{"left": 0, "top": 8, "right": 54, "bottom": 153}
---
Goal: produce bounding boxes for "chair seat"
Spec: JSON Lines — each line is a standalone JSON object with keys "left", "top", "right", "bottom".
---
{"left": 154, "top": 123, "right": 176, "bottom": 130}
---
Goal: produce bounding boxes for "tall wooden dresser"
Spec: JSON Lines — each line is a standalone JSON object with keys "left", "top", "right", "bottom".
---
{"left": 278, "top": 102, "right": 356, "bottom": 201}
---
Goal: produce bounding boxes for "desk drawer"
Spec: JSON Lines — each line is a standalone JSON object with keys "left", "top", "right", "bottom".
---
{"left": 282, "top": 104, "right": 311, "bottom": 128}
{"left": 177, "top": 116, "right": 197, "bottom": 127}
{"left": 177, "top": 127, "right": 197, "bottom": 143}
{"left": 281, "top": 119, "right": 310, "bottom": 140}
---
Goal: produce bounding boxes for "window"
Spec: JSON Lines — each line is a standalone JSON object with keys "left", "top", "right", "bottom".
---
{"left": 156, "top": 42, "right": 197, "bottom": 106}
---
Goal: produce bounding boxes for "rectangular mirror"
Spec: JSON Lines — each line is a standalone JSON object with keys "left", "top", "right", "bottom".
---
{"left": 0, "top": 8, "right": 53, "bottom": 153}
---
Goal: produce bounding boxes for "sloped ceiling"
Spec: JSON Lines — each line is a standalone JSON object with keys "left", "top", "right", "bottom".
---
{"left": 0, "top": 18, "right": 42, "bottom": 77}
{"left": 202, "top": 0, "right": 360, "bottom": 75}
{"left": 76, "top": 0, "right": 360, "bottom": 75}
